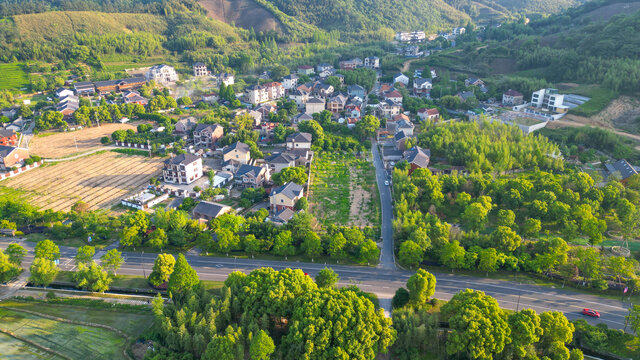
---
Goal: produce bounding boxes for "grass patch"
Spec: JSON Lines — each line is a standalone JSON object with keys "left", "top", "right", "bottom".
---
{"left": 0, "top": 332, "right": 59, "bottom": 359}
{"left": 111, "top": 148, "right": 151, "bottom": 157}
{"left": 565, "top": 85, "right": 617, "bottom": 117}
{"left": 0, "top": 63, "right": 29, "bottom": 90}
{"left": 24, "top": 234, "right": 113, "bottom": 249}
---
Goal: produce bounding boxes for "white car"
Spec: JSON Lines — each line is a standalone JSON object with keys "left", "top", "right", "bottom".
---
{"left": 384, "top": 180, "right": 390, "bottom": 186}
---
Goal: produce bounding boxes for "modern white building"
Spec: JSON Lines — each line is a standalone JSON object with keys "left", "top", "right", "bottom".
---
{"left": 193, "top": 62, "right": 209, "bottom": 77}
{"left": 531, "top": 88, "right": 567, "bottom": 113}
{"left": 162, "top": 154, "right": 203, "bottom": 185}
{"left": 146, "top": 64, "right": 179, "bottom": 85}
{"left": 282, "top": 74, "right": 299, "bottom": 90}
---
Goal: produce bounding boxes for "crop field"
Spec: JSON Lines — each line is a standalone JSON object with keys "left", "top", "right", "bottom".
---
{"left": 0, "top": 307, "right": 125, "bottom": 360}
{"left": 29, "top": 123, "right": 140, "bottom": 159}
{"left": 0, "top": 63, "right": 29, "bottom": 90}
{"left": 309, "top": 152, "right": 379, "bottom": 227}
{"left": 0, "top": 152, "right": 163, "bottom": 212}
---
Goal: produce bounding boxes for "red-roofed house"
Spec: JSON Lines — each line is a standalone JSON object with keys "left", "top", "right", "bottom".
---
{"left": 418, "top": 108, "right": 440, "bottom": 121}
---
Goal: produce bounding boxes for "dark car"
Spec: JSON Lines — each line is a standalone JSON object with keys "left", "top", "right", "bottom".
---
{"left": 582, "top": 308, "right": 600, "bottom": 318}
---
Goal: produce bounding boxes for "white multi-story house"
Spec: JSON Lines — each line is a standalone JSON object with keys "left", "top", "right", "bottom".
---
{"left": 282, "top": 74, "right": 299, "bottom": 90}
{"left": 146, "top": 64, "right": 179, "bottom": 85}
{"left": 364, "top": 56, "right": 380, "bottom": 69}
{"left": 305, "top": 97, "right": 325, "bottom": 114}
{"left": 289, "top": 90, "right": 309, "bottom": 107}
{"left": 393, "top": 73, "right": 409, "bottom": 86}
{"left": 531, "top": 88, "right": 566, "bottom": 112}
{"left": 413, "top": 78, "right": 432, "bottom": 96}
{"left": 263, "top": 82, "right": 285, "bottom": 100}
{"left": 245, "top": 85, "right": 269, "bottom": 105}
{"left": 163, "top": 154, "right": 203, "bottom": 185}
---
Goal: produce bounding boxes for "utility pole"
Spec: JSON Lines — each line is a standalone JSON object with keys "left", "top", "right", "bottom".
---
{"left": 515, "top": 293, "right": 521, "bottom": 312}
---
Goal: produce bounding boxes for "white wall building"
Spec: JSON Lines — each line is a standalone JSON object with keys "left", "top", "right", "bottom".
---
{"left": 146, "top": 64, "right": 179, "bottom": 85}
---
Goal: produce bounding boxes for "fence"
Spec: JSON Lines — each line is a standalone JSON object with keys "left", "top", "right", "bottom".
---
{"left": 114, "top": 141, "right": 174, "bottom": 150}
{"left": 0, "top": 160, "right": 44, "bottom": 181}
{"left": 148, "top": 185, "right": 201, "bottom": 199}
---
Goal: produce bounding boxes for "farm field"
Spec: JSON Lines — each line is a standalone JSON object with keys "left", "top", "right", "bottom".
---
{"left": 0, "top": 151, "right": 163, "bottom": 212}
{"left": 0, "top": 332, "right": 61, "bottom": 359}
{"left": 309, "top": 152, "right": 379, "bottom": 227}
{"left": 0, "top": 307, "right": 126, "bottom": 360}
{"left": 29, "top": 123, "right": 140, "bottom": 158}
{"left": 0, "top": 63, "right": 30, "bottom": 90}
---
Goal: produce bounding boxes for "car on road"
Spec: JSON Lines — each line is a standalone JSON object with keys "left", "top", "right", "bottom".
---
{"left": 582, "top": 308, "right": 600, "bottom": 318}
{"left": 384, "top": 180, "right": 389, "bottom": 186}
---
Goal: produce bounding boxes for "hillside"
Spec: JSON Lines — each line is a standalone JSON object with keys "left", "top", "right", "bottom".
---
{"left": 488, "top": 0, "right": 587, "bottom": 14}
{"left": 198, "top": 0, "right": 282, "bottom": 33}
{"left": 226, "top": 0, "right": 471, "bottom": 34}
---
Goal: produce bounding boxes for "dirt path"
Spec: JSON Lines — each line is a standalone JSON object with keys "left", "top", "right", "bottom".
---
{"left": 401, "top": 58, "right": 420, "bottom": 72}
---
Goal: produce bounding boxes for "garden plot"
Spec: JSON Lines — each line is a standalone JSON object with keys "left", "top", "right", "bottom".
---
{"left": 0, "top": 332, "right": 61, "bottom": 359}
{"left": 309, "top": 152, "right": 379, "bottom": 227}
{"left": 0, "top": 307, "right": 125, "bottom": 360}
{"left": 0, "top": 151, "right": 163, "bottom": 212}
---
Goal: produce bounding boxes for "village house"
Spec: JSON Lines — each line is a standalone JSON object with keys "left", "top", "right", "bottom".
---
{"left": 122, "top": 90, "right": 148, "bottom": 105}
{"left": 94, "top": 77, "right": 146, "bottom": 94}
{"left": 364, "top": 56, "right": 380, "bottom": 69}
{"left": 327, "top": 93, "right": 348, "bottom": 114}
{"left": 282, "top": 74, "right": 299, "bottom": 90}
{"left": 403, "top": 147, "right": 431, "bottom": 175}
{"left": 418, "top": 108, "right": 440, "bottom": 121}
{"left": 192, "top": 201, "right": 232, "bottom": 221}
{"left": 339, "top": 58, "right": 363, "bottom": 70}
{"left": 215, "top": 73, "right": 235, "bottom": 86}
{"left": 394, "top": 131, "right": 410, "bottom": 151}
{"left": 162, "top": 153, "right": 203, "bottom": 185}
{"left": 55, "top": 88, "right": 74, "bottom": 98}
{"left": 223, "top": 142, "right": 251, "bottom": 164}
{"left": 248, "top": 110, "right": 263, "bottom": 126}
{"left": 270, "top": 182, "right": 304, "bottom": 212}
{"left": 193, "top": 124, "right": 224, "bottom": 148}
{"left": 265, "top": 152, "right": 297, "bottom": 173}
{"left": 378, "top": 100, "right": 402, "bottom": 119}
{"left": 0, "top": 129, "right": 17, "bottom": 146}
{"left": 305, "top": 97, "right": 326, "bottom": 115}
{"left": 316, "top": 63, "right": 334, "bottom": 73}
{"left": 263, "top": 82, "right": 285, "bottom": 100}
{"left": 297, "top": 65, "right": 315, "bottom": 76}
{"left": 245, "top": 85, "right": 269, "bottom": 105}
{"left": 57, "top": 95, "right": 79, "bottom": 116}
{"left": 384, "top": 90, "right": 403, "bottom": 104}
{"left": 255, "top": 104, "right": 277, "bottom": 119}
{"left": 289, "top": 89, "right": 309, "bottom": 107}
{"left": 175, "top": 117, "right": 198, "bottom": 133}
{"left": 193, "top": 62, "right": 209, "bottom": 77}
{"left": 294, "top": 113, "right": 314, "bottom": 124}
{"left": 315, "top": 83, "right": 334, "bottom": 98}
{"left": 347, "top": 84, "right": 366, "bottom": 99}
{"left": 413, "top": 78, "right": 432, "bottom": 96}
{"left": 605, "top": 159, "right": 638, "bottom": 184}
{"left": 393, "top": 73, "right": 409, "bottom": 86}
{"left": 465, "top": 77, "right": 484, "bottom": 87}
{"left": 0, "top": 145, "right": 28, "bottom": 170}
{"left": 396, "top": 119, "right": 415, "bottom": 136}
{"left": 235, "top": 164, "right": 268, "bottom": 188}
{"left": 270, "top": 208, "right": 296, "bottom": 224}
{"left": 201, "top": 93, "right": 219, "bottom": 103}
{"left": 73, "top": 81, "right": 95, "bottom": 95}
{"left": 146, "top": 64, "right": 179, "bottom": 85}
{"left": 502, "top": 89, "right": 524, "bottom": 106}
{"left": 286, "top": 132, "right": 312, "bottom": 150}
{"left": 457, "top": 91, "right": 476, "bottom": 103}
{"left": 1, "top": 108, "right": 17, "bottom": 120}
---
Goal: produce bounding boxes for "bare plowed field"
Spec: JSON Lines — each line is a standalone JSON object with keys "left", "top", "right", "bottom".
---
{"left": 0, "top": 152, "right": 163, "bottom": 212}
{"left": 29, "top": 123, "right": 139, "bottom": 158}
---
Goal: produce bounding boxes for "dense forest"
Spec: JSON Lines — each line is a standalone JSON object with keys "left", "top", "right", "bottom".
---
{"left": 0, "top": 0, "right": 204, "bottom": 16}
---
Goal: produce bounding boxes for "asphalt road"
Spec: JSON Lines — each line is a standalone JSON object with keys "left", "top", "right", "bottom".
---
{"left": 371, "top": 141, "right": 395, "bottom": 270}
{"left": 0, "top": 239, "right": 632, "bottom": 331}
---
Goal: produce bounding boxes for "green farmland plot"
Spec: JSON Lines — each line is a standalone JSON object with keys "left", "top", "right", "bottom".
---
{"left": 0, "top": 306, "right": 134, "bottom": 360}
{"left": 0, "top": 332, "right": 62, "bottom": 359}
{"left": 0, "top": 63, "right": 30, "bottom": 90}
{"left": 309, "top": 152, "right": 380, "bottom": 227}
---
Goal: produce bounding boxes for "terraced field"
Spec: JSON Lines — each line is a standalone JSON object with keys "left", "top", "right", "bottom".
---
{"left": 0, "top": 63, "right": 29, "bottom": 90}
{"left": 0, "top": 152, "right": 163, "bottom": 212}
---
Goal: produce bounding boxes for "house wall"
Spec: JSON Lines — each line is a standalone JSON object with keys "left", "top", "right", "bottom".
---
{"left": 223, "top": 150, "right": 250, "bottom": 164}
{"left": 0, "top": 148, "right": 29, "bottom": 170}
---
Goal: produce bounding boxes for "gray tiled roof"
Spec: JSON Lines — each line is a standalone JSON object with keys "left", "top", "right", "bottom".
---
{"left": 193, "top": 201, "right": 229, "bottom": 219}
{"left": 164, "top": 153, "right": 200, "bottom": 165}
{"left": 271, "top": 182, "right": 304, "bottom": 199}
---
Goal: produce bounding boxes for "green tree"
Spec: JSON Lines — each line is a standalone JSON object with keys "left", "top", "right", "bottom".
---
{"left": 626, "top": 305, "right": 640, "bottom": 334}
{"left": 167, "top": 254, "right": 199, "bottom": 294}
{"left": 441, "top": 289, "right": 510, "bottom": 360}
{"left": 399, "top": 240, "right": 424, "bottom": 268}
{"left": 491, "top": 226, "right": 522, "bottom": 252}
{"left": 249, "top": 330, "right": 275, "bottom": 360}
{"left": 574, "top": 248, "right": 601, "bottom": 282}
{"left": 272, "top": 167, "right": 307, "bottom": 185}
{"left": 100, "top": 249, "right": 123, "bottom": 275}
{"left": 301, "top": 232, "right": 322, "bottom": 258}
{"left": 539, "top": 311, "right": 574, "bottom": 351}
{"left": 243, "top": 234, "right": 261, "bottom": 255}
{"left": 607, "top": 256, "right": 635, "bottom": 286}
{"left": 478, "top": 248, "right": 499, "bottom": 276}
{"left": 392, "top": 287, "right": 410, "bottom": 309}
{"left": 407, "top": 269, "right": 436, "bottom": 304}
{"left": 34, "top": 239, "right": 60, "bottom": 261}
{"left": 273, "top": 230, "right": 295, "bottom": 256}
{"left": 358, "top": 239, "right": 380, "bottom": 264}
{"left": 5, "top": 244, "right": 27, "bottom": 265}
{"left": 440, "top": 241, "right": 466, "bottom": 271}
{"left": 327, "top": 232, "right": 347, "bottom": 259}
{"left": 496, "top": 209, "right": 515, "bottom": 228}
{"left": 354, "top": 114, "right": 380, "bottom": 140}
{"left": 149, "top": 253, "right": 176, "bottom": 286}
{"left": 282, "top": 288, "right": 395, "bottom": 359}
{"left": 462, "top": 202, "right": 490, "bottom": 231}
{"left": 522, "top": 218, "right": 542, "bottom": 237}
{"left": 73, "top": 261, "right": 112, "bottom": 292}
{"left": 507, "top": 309, "right": 543, "bottom": 359}
{"left": 202, "top": 326, "right": 244, "bottom": 360}
{"left": 148, "top": 228, "right": 168, "bottom": 249}
{"left": 294, "top": 197, "right": 308, "bottom": 211}
{"left": 315, "top": 267, "right": 339, "bottom": 288}
{"left": 0, "top": 250, "right": 20, "bottom": 283}
{"left": 29, "top": 258, "right": 58, "bottom": 287}
{"left": 75, "top": 245, "right": 95, "bottom": 265}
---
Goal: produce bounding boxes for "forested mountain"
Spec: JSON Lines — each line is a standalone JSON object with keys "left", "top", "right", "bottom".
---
{"left": 0, "top": 0, "right": 204, "bottom": 16}
{"left": 252, "top": 0, "right": 471, "bottom": 33}
{"left": 481, "top": 0, "right": 587, "bottom": 14}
